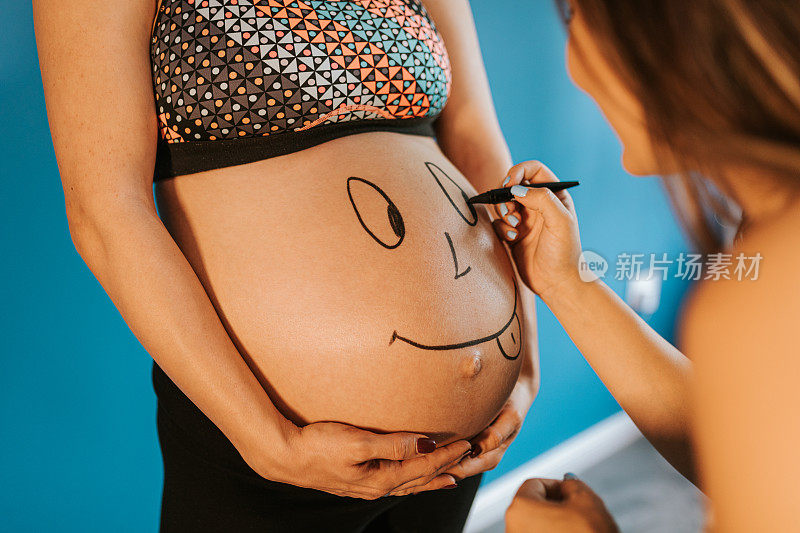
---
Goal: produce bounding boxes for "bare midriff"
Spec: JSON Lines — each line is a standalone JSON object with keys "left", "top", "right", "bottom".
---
{"left": 154, "top": 132, "right": 528, "bottom": 444}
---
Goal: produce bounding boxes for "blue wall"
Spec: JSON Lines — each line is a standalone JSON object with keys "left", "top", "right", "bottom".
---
{"left": 2, "top": 1, "right": 687, "bottom": 530}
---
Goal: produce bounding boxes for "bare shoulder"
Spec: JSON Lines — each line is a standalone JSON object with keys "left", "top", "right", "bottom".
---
{"left": 679, "top": 204, "right": 800, "bottom": 362}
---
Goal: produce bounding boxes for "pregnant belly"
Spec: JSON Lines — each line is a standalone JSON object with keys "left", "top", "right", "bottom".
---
{"left": 154, "top": 132, "right": 527, "bottom": 443}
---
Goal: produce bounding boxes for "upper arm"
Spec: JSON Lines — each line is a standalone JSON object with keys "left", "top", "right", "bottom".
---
{"left": 682, "top": 240, "right": 800, "bottom": 531}
{"left": 422, "top": 0, "right": 511, "bottom": 190}
{"left": 421, "top": 0, "right": 504, "bottom": 136}
{"left": 33, "top": 0, "right": 160, "bottom": 225}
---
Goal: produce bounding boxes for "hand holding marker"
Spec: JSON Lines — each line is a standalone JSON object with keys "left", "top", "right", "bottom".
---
{"left": 476, "top": 161, "right": 584, "bottom": 300}
{"left": 467, "top": 181, "right": 579, "bottom": 206}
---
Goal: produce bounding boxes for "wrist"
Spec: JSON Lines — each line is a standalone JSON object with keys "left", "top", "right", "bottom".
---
{"left": 234, "top": 412, "right": 300, "bottom": 481}
{"left": 541, "top": 274, "right": 608, "bottom": 321}
{"left": 537, "top": 270, "right": 585, "bottom": 305}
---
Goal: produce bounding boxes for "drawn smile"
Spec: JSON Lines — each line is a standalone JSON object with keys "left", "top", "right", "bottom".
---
{"left": 350, "top": 162, "right": 522, "bottom": 363}
{"left": 389, "top": 283, "right": 522, "bottom": 360}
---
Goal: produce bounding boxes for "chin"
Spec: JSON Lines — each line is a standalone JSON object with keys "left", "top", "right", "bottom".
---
{"left": 621, "top": 149, "right": 658, "bottom": 177}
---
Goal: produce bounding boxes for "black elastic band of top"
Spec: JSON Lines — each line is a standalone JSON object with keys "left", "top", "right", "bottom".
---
{"left": 153, "top": 116, "right": 437, "bottom": 181}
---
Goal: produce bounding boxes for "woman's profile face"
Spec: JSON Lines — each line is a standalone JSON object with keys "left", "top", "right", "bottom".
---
{"left": 563, "top": 4, "right": 659, "bottom": 176}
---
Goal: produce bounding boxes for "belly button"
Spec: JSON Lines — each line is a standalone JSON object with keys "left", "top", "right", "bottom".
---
{"left": 460, "top": 354, "right": 482, "bottom": 379}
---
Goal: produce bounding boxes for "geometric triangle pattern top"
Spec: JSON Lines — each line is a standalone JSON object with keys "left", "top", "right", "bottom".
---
{"left": 150, "top": 0, "right": 452, "bottom": 143}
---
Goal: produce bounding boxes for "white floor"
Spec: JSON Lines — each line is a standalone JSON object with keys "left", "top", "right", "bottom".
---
{"left": 476, "top": 436, "right": 705, "bottom": 533}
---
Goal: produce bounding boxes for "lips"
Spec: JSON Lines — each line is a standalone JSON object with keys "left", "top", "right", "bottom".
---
{"left": 389, "top": 282, "right": 522, "bottom": 360}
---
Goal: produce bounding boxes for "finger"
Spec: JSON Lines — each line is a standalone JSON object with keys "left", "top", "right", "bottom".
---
{"left": 517, "top": 478, "right": 563, "bottom": 502}
{"left": 554, "top": 189, "right": 577, "bottom": 217}
{"left": 390, "top": 474, "right": 457, "bottom": 497}
{"left": 436, "top": 440, "right": 487, "bottom": 480}
{"left": 493, "top": 218, "right": 522, "bottom": 243}
{"left": 507, "top": 160, "right": 560, "bottom": 185}
{"left": 469, "top": 407, "right": 521, "bottom": 456}
{"left": 388, "top": 445, "right": 470, "bottom": 494}
{"left": 441, "top": 458, "right": 468, "bottom": 480}
{"left": 504, "top": 210, "right": 523, "bottom": 232}
{"left": 554, "top": 188, "right": 573, "bottom": 207}
{"left": 355, "top": 431, "right": 438, "bottom": 462}
{"left": 444, "top": 443, "right": 507, "bottom": 479}
{"left": 389, "top": 460, "right": 461, "bottom": 495}
{"left": 495, "top": 199, "right": 519, "bottom": 220}
{"left": 509, "top": 187, "right": 573, "bottom": 231}
{"left": 388, "top": 440, "right": 472, "bottom": 485}
{"left": 560, "top": 478, "right": 595, "bottom": 501}
{"left": 494, "top": 201, "right": 520, "bottom": 221}
{"left": 505, "top": 493, "right": 562, "bottom": 532}
{"left": 507, "top": 160, "right": 576, "bottom": 217}
{"left": 514, "top": 478, "right": 559, "bottom": 501}
{"left": 494, "top": 170, "right": 523, "bottom": 219}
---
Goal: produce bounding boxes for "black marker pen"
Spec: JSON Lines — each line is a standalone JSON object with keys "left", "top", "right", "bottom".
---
{"left": 467, "top": 181, "right": 580, "bottom": 205}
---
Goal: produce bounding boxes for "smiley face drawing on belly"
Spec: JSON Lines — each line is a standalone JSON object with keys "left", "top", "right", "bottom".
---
{"left": 346, "top": 162, "right": 522, "bottom": 361}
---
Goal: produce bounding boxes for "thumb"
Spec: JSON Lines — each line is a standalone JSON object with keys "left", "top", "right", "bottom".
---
{"left": 560, "top": 477, "right": 596, "bottom": 501}
{"left": 357, "top": 432, "right": 437, "bottom": 461}
{"left": 509, "top": 186, "right": 572, "bottom": 231}
{"left": 514, "top": 478, "right": 563, "bottom": 502}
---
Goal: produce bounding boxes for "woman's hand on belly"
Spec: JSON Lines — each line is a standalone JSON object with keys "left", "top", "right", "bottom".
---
{"left": 254, "top": 421, "right": 472, "bottom": 499}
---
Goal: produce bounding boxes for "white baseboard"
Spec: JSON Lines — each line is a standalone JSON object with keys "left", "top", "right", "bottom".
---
{"left": 464, "top": 411, "right": 642, "bottom": 533}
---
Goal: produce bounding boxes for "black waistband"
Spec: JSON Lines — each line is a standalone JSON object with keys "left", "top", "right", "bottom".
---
{"left": 153, "top": 116, "right": 437, "bottom": 181}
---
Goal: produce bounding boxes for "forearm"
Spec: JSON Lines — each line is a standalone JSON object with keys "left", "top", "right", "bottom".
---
{"left": 436, "top": 110, "right": 512, "bottom": 192}
{"left": 543, "top": 278, "right": 695, "bottom": 480}
{"left": 69, "top": 200, "right": 295, "bottom": 473}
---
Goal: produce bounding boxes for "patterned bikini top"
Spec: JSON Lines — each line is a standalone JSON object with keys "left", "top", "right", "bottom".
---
{"left": 150, "top": 0, "right": 452, "bottom": 180}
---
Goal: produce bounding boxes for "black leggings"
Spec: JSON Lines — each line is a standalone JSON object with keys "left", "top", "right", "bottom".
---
{"left": 152, "top": 362, "right": 482, "bottom": 532}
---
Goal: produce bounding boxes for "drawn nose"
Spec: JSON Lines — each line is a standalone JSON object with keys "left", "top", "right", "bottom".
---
{"left": 445, "top": 232, "right": 471, "bottom": 280}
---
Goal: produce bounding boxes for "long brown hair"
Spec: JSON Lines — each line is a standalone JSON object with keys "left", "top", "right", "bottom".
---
{"left": 557, "top": 0, "right": 800, "bottom": 251}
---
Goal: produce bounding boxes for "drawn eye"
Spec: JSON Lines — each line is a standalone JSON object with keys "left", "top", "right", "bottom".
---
{"left": 425, "top": 162, "right": 478, "bottom": 226}
{"left": 347, "top": 177, "right": 405, "bottom": 249}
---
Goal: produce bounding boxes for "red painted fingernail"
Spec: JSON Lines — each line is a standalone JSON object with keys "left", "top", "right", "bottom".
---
{"left": 444, "top": 483, "right": 458, "bottom": 489}
{"left": 469, "top": 444, "right": 482, "bottom": 458}
{"left": 416, "top": 438, "right": 436, "bottom": 454}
